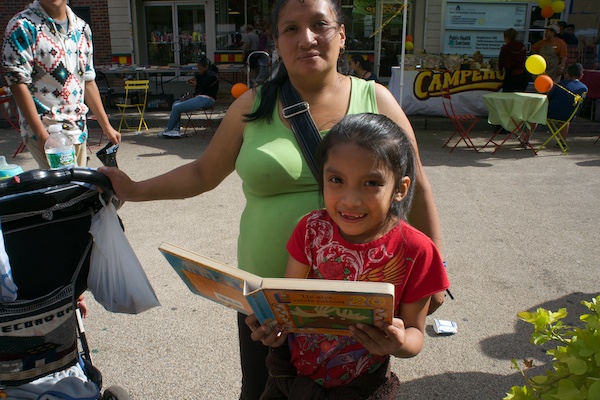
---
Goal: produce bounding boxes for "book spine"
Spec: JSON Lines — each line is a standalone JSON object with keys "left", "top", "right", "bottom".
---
{"left": 246, "top": 291, "right": 277, "bottom": 331}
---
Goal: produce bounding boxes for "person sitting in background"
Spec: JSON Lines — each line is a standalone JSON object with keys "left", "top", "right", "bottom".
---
{"left": 158, "top": 56, "right": 218, "bottom": 139}
{"left": 547, "top": 63, "right": 588, "bottom": 146}
{"left": 498, "top": 28, "right": 529, "bottom": 92}
{"left": 349, "top": 54, "right": 380, "bottom": 83}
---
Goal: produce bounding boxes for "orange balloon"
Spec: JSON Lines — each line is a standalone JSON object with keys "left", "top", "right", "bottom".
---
{"left": 406, "top": 35, "right": 413, "bottom": 42}
{"left": 231, "top": 83, "right": 249, "bottom": 99}
{"left": 534, "top": 75, "right": 554, "bottom": 93}
{"left": 541, "top": 5, "right": 554, "bottom": 19}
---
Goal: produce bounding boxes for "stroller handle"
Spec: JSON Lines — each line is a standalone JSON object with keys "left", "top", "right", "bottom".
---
{"left": 0, "top": 168, "right": 113, "bottom": 197}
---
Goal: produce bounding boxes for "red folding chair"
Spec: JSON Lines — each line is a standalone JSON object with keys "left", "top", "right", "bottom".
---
{"left": 183, "top": 106, "right": 216, "bottom": 138}
{"left": 441, "top": 88, "right": 479, "bottom": 152}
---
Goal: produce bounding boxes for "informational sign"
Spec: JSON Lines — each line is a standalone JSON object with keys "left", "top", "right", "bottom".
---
{"left": 443, "top": 30, "right": 505, "bottom": 57}
{"left": 446, "top": 2, "right": 527, "bottom": 30}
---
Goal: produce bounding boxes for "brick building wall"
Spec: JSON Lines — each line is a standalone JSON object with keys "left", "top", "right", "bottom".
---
{"left": 1, "top": 0, "right": 113, "bottom": 66}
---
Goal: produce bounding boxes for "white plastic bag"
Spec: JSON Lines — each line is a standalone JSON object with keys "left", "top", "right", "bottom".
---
{"left": 88, "top": 201, "right": 160, "bottom": 314}
{"left": 1, "top": 223, "right": 18, "bottom": 302}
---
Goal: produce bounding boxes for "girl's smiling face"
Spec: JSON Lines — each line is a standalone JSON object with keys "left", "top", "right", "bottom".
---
{"left": 322, "top": 142, "right": 408, "bottom": 244}
{"left": 274, "top": 0, "right": 345, "bottom": 77}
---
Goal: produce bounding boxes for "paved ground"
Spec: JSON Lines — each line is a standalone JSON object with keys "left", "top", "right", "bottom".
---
{"left": 1, "top": 110, "right": 599, "bottom": 399}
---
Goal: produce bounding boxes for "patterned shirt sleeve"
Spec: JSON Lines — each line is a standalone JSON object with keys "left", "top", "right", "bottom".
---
{"left": 2, "top": 16, "right": 35, "bottom": 85}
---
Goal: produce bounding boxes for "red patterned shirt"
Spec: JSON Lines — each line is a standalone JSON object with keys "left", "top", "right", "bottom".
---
{"left": 286, "top": 210, "right": 449, "bottom": 388}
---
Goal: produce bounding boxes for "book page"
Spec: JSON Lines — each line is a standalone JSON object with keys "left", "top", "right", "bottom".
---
{"left": 257, "top": 279, "right": 394, "bottom": 335}
{"left": 159, "top": 243, "right": 260, "bottom": 315}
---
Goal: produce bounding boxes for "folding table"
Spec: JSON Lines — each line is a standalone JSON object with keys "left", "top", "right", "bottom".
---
{"left": 480, "top": 92, "right": 548, "bottom": 155}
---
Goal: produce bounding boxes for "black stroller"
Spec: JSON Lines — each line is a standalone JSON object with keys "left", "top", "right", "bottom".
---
{"left": 0, "top": 168, "right": 129, "bottom": 399}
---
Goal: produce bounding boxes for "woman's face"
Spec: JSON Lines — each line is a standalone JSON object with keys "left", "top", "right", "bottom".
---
{"left": 274, "top": 0, "right": 346, "bottom": 77}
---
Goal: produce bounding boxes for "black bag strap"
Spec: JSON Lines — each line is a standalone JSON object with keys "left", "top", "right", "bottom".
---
{"left": 279, "top": 79, "right": 322, "bottom": 179}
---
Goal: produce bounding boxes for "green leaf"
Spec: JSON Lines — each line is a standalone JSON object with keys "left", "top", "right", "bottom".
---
{"left": 589, "top": 380, "right": 600, "bottom": 399}
{"left": 566, "top": 357, "right": 589, "bottom": 375}
{"left": 504, "top": 386, "right": 534, "bottom": 400}
{"left": 552, "top": 379, "right": 581, "bottom": 400}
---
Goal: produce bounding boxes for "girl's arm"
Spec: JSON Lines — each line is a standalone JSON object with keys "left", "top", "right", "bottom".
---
{"left": 350, "top": 296, "right": 430, "bottom": 358}
{"left": 285, "top": 256, "right": 310, "bottom": 278}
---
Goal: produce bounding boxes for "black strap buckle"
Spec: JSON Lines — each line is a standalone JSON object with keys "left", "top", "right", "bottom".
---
{"left": 282, "top": 101, "right": 310, "bottom": 119}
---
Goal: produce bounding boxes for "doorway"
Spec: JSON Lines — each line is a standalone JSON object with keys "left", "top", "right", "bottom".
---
{"left": 144, "top": 1, "right": 208, "bottom": 65}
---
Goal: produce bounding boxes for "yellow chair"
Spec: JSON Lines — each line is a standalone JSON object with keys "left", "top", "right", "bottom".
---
{"left": 538, "top": 91, "right": 586, "bottom": 155}
{"left": 116, "top": 80, "right": 149, "bottom": 133}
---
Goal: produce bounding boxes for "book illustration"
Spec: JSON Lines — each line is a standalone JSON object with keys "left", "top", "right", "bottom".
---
{"left": 259, "top": 289, "right": 393, "bottom": 335}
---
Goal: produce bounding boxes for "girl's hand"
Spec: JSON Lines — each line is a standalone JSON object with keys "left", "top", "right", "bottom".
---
{"left": 245, "top": 314, "right": 288, "bottom": 347}
{"left": 349, "top": 317, "right": 406, "bottom": 356}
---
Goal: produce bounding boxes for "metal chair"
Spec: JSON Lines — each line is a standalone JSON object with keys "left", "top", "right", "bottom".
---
{"left": 115, "top": 80, "right": 149, "bottom": 133}
{"left": 183, "top": 106, "right": 216, "bottom": 138}
{"left": 441, "top": 88, "right": 479, "bottom": 152}
{"left": 538, "top": 91, "right": 586, "bottom": 155}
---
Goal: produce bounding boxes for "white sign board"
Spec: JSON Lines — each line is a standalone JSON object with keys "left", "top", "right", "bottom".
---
{"left": 443, "top": 30, "right": 505, "bottom": 57}
{"left": 446, "top": 2, "right": 527, "bottom": 30}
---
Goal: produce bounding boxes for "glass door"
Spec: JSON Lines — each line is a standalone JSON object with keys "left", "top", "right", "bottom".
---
{"left": 525, "top": 3, "right": 563, "bottom": 53}
{"left": 375, "top": 0, "right": 410, "bottom": 79}
{"left": 145, "top": 2, "right": 207, "bottom": 65}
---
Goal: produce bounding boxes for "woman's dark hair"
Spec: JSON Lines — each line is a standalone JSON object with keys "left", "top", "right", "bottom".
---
{"left": 244, "top": 0, "right": 343, "bottom": 123}
{"left": 316, "top": 113, "right": 416, "bottom": 220}
{"left": 350, "top": 54, "right": 372, "bottom": 72}
{"left": 198, "top": 55, "right": 219, "bottom": 73}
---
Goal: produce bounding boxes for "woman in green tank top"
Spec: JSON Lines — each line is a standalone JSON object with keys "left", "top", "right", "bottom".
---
{"left": 100, "top": 0, "right": 445, "bottom": 398}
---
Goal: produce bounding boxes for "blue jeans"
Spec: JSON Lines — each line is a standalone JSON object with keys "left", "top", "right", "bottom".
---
{"left": 166, "top": 95, "right": 215, "bottom": 131}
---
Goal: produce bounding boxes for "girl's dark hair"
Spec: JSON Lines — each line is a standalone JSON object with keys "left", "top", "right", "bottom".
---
{"left": 316, "top": 113, "right": 416, "bottom": 220}
{"left": 244, "top": 0, "right": 343, "bottom": 123}
{"left": 350, "top": 54, "right": 372, "bottom": 72}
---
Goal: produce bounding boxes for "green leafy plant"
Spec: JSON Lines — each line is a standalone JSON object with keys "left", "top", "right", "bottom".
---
{"left": 504, "top": 295, "right": 600, "bottom": 400}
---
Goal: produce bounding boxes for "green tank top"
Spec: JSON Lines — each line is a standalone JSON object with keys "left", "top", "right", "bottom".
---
{"left": 235, "top": 77, "right": 378, "bottom": 277}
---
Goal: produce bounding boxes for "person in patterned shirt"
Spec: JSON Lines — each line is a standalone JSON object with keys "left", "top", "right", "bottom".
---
{"left": 248, "top": 113, "right": 450, "bottom": 399}
{"left": 2, "top": 0, "right": 120, "bottom": 168}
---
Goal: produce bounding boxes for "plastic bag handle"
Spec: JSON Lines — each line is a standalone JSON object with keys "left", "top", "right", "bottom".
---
{"left": 0, "top": 168, "right": 112, "bottom": 197}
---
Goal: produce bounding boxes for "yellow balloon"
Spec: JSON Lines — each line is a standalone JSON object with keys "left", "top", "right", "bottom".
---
{"left": 538, "top": 0, "right": 552, "bottom": 7}
{"left": 525, "top": 55, "right": 546, "bottom": 75}
{"left": 405, "top": 41, "right": 414, "bottom": 51}
{"left": 551, "top": 1, "right": 565, "bottom": 13}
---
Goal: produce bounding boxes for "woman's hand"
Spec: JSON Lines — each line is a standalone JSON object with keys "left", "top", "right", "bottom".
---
{"left": 97, "top": 166, "right": 136, "bottom": 201}
{"left": 245, "top": 314, "right": 288, "bottom": 347}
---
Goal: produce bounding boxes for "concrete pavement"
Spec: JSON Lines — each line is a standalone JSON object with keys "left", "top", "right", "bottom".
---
{"left": 1, "top": 111, "right": 599, "bottom": 399}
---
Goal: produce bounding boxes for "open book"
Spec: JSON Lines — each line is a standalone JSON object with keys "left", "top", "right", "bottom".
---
{"left": 159, "top": 242, "right": 395, "bottom": 336}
